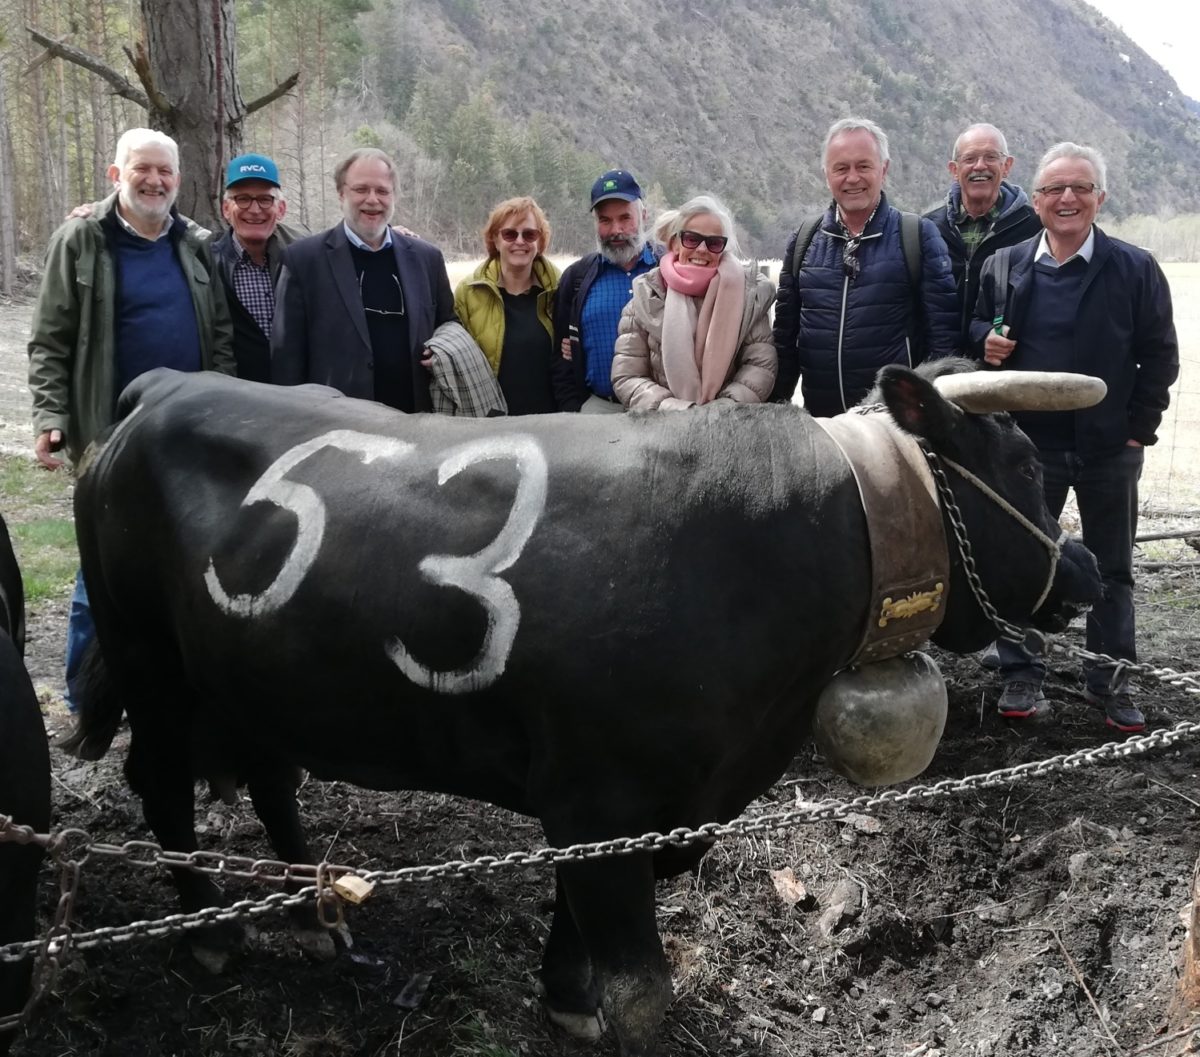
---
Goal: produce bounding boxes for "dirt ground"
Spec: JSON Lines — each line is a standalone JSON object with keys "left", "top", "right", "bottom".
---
{"left": 1, "top": 295, "right": 1199, "bottom": 1057}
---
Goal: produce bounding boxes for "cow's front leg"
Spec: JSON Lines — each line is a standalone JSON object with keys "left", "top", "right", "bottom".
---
{"left": 558, "top": 855, "right": 671, "bottom": 1057}
{"left": 539, "top": 871, "right": 604, "bottom": 1039}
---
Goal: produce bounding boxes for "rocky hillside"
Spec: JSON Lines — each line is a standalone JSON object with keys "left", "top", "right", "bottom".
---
{"left": 387, "top": 0, "right": 1200, "bottom": 253}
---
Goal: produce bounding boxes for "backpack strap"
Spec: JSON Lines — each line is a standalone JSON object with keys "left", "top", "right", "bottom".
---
{"left": 793, "top": 211, "right": 922, "bottom": 287}
{"left": 789, "top": 213, "right": 826, "bottom": 280}
{"left": 987, "top": 245, "right": 1014, "bottom": 332}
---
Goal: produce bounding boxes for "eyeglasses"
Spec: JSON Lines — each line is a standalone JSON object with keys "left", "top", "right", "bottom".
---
{"left": 228, "top": 193, "right": 278, "bottom": 210}
{"left": 1034, "top": 183, "right": 1099, "bottom": 198}
{"left": 955, "top": 151, "right": 1007, "bottom": 165}
{"left": 499, "top": 228, "right": 540, "bottom": 244}
{"left": 359, "top": 271, "right": 405, "bottom": 317}
{"left": 678, "top": 230, "right": 728, "bottom": 253}
{"left": 842, "top": 235, "right": 862, "bottom": 281}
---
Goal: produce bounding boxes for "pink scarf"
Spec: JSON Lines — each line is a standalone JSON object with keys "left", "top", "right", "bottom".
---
{"left": 659, "top": 252, "right": 746, "bottom": 405}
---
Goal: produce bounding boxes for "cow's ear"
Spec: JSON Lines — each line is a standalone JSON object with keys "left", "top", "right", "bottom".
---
{"left": 879, "top": 365, "right": 964, "bottom": 447}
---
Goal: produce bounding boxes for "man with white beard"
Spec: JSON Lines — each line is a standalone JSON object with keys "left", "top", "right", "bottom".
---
{"left": 27, "top": 126, "right": 234, "bottom": 710}
{"left": 271, "top": 147, "right": 456, "bottom": 412}
{"left": 552, "top": 169, "right": 660, "bottom": 412}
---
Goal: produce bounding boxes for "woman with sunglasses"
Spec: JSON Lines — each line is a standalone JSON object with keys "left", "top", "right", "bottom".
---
{"left": 454, "top": 196, "right": 560, "bottom": 414}
{"left": 611, "top": 195, "right": 776, "bottom": 410}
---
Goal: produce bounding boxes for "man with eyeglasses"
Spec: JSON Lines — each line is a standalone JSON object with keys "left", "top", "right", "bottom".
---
{"left": 211, "top": 154, "right": 296, "bottom": 382}
{"left": 552, "top": 169, "right": 660, "bottom": 413}
{"left": 924, "top": 124, "right": 1042, "bottom": 347}
{"left": 272, "top": 147, "right": 455, "bottom": 412}
{"left": 771, "top": 117, "right": 958, "bottom": 415}
{"left": 971, "top": 142, "right": 1179, "bottom": 732}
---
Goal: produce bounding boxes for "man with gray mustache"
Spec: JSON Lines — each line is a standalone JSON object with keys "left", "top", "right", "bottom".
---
{"left": 552, "top": 169, "right": 660, "bottom": 412}
{"left": 925, "top": 123, "right": 1041, "bottom": 347}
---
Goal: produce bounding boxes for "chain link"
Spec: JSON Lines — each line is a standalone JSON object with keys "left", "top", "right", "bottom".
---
{"left": 2, "top": 704, "right": 1197, "bottom": 969}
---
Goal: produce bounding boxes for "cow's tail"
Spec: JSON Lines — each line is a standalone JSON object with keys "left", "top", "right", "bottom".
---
{"left": 58, "top": 639, "right": 122, "bottom": 761}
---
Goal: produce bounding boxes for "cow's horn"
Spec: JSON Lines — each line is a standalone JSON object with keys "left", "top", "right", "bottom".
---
{"left": 933, "top": 371, "right": 1107, "bottom": 412}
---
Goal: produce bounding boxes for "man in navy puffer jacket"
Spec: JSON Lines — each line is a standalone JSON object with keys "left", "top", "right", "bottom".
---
{"left": 772, "top": 117, "right": 959, "bottom": 415}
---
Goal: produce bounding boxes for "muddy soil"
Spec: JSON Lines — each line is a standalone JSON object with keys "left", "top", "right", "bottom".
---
{"left": 1, "top": 297, "right": 1199, "bottom": 1057}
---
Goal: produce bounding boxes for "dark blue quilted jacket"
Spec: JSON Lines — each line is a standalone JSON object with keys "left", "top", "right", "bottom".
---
{"left": 771, "top": 193, "right": 960, "bottom": 416}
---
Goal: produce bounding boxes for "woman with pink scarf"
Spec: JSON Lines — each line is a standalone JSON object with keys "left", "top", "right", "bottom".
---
{"left": 611, "top": 195, "right": 776, "bottom": 410}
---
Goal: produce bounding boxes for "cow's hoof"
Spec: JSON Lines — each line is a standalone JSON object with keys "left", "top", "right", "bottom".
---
{"left": 546, "top": 1004, "right": 607, "bottom": 1041}
{"left": 292, "top": 921, "right": 352, "bottom": 962}
{"left": 191, "top": 941, "right": 233, "bottom": 974}
{"left": 188, "top": 919, "right": 253, "bottom": 973}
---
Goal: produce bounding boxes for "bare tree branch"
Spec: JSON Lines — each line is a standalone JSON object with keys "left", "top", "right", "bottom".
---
{"left": 244, "top": 71, "right": 300, "bottom": 118}
{"left": 122, "top": 41, "right": 172, "bottom": 116}
{"left": 26, "top": 26, "right": 149, "bottom": 110}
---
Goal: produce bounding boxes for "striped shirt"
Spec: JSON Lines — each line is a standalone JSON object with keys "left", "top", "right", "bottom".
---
{"left": 581, "top": 244, "right": 657, "bottom": 398}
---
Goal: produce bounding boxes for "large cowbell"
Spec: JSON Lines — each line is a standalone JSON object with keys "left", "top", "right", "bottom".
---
{"left": 812, "top": 651, "right": 948, "bottom": 787}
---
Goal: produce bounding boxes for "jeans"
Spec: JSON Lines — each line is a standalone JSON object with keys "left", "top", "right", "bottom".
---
{"left": 998, "top": 446, "right": 1142, "bottom": 695}
{"left": 64, "top": 568, "right": 94, "bottom": 713}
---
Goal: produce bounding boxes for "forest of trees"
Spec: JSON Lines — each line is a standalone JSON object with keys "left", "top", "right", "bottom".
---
{"left": 3, "top": 0, "right": 1200, "bottom": 297}
{"left": 0, "top": 0, "right": 617, "bottom": 295}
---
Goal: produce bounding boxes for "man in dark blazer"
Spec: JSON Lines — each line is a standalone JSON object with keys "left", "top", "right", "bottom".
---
{"left": 271, "top": 147, "right": 456, "bottom": 412}
{"left": 211, "top": 153, "right": 296, "bottom": 382}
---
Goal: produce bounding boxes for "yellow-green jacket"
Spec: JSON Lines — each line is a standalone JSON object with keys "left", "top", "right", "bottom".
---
{"left": 453, "top": 255, "right": 559, "bottom": 374}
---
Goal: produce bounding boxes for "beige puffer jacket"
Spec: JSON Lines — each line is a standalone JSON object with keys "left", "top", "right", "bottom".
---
{"left": 611, "top": 262, "right": 777, "bottom": 411}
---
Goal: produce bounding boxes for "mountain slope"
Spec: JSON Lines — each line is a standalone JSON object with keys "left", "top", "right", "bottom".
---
{"left": 388, "top": 0, "right": 1200, "bottom": 254}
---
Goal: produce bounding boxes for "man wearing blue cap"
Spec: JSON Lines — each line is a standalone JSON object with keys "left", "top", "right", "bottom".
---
{"left": 212, "top": 153, "right": 296, "bottom": 382}
{"left": 552, "top": 169, "right": 659, "bottom": 412}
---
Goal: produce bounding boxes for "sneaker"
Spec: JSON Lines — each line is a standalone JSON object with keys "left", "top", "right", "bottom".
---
{"left": 1084, "top": 688, "right": 1146, "bottom": 733}
{"left": 978, "top": 644, "right": 1001, "bottom": 670}
{"left": 997, "top": 680, "right": 1045, "bottom": 719}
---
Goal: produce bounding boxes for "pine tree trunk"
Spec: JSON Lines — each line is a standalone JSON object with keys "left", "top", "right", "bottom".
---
{"left": 140, "top": 0, "right": 245, "bottom": 228}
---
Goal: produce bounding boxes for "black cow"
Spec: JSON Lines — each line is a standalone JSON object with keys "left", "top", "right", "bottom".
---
{"left": 66, "top": 365, "right": 1099, "bottom": 1057}
{"left": 0, "top": 513, "right": 50, "bottom": 1054}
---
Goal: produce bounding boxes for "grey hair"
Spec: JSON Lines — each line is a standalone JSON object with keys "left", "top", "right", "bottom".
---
{"left": 333, "top": 148, "right": 398, "bottom": 191}
{"left": 822, "top": 117, "right": 889, "bottom": 167}
{"left": 952, "top": 123, "right": 1009, "bottom": 160}
{"left": 654, "top": 194, "right": 743, "bottom": 260}
{"left": 113, "top": 128, "right": 179, "bottom": 172}
{"left": 1034, "top": 142, "right": 1107, "bottom": 192}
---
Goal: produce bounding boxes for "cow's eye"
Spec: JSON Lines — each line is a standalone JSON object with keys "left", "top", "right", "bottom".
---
{"left": 1020, "top": 461, "right": 1038, "bottom": 481}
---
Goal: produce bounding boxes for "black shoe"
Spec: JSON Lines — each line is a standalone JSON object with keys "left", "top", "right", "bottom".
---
{"left": 1084, "top": 688, "right": 1145, "bottom": 733}
{"left": 997, "top": 680, "right": 1045, "bottom": 719}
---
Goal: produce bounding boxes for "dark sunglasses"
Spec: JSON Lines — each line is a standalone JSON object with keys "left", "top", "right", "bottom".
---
{"left": 679, "top": 230, "right": 728, "bottom": 253}
{"left": 842, "top": 235, "right": 862, "bottom": 281}
{"left": 499, "top": 228, "right": 540, "bottom": 244}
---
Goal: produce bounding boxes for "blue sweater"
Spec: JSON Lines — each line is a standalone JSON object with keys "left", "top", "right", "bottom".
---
{"left": 113, "top": 225, "right": 201, "bottom": 396}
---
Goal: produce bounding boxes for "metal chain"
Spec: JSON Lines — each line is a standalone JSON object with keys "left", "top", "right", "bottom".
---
{"left": 921, "top": 446, "right": 1028, "bottom": 644}
{"left": 2, "top": 703, "right": 1198, "bottom": 967}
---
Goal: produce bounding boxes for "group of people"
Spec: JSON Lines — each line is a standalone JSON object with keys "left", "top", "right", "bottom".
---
{"left": 26, "top": 115, "right": 1179, "bottom": 733}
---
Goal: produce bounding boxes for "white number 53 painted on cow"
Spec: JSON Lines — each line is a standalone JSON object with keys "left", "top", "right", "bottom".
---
{"left": 204, "top": 429, "right": 548, "bottom": 695}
